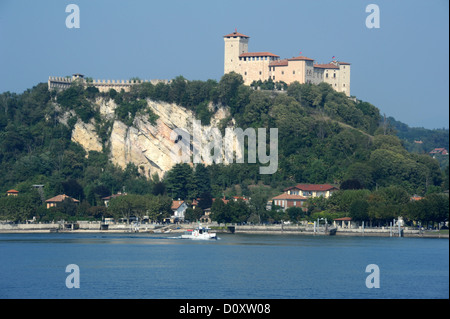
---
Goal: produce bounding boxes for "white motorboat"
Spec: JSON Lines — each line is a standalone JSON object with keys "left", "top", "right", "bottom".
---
{"left": 181, "top": 225, "right": 217, "bottom": 240}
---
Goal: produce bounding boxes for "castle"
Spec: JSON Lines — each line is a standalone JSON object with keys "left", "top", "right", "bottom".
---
{"left": 48, "top": 73, "right": 169, "bottom": 93}
{"left": 224, "top": 31, "right": 351, "bottom": 96}
{"left": 48, "top": 30, "right": 350, "bottom": 96}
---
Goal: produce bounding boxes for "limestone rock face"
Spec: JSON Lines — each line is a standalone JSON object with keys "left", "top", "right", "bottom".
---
{"left": 71, "top": 120, "right": 103, "bottom": 154}
{"left": 68, "top": 98, "right": 235, "bottom": 178}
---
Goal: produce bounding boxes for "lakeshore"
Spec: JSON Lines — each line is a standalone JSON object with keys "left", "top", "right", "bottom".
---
{"left": 0, "top": 222, "right": 447, "bottom": 238}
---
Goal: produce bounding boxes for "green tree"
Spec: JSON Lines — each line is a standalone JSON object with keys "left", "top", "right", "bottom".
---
{"left": 349, "top": 199, "right": 369, "bottom": 222}
{"left": 107, "top": 194, "right": 148, "bottom": 223}
{"left": 211, "top": 198, "right": 227, "bottom": 223}
{"left": 197, "top": 192, "right": 213, "bottom": 210}
{"left": 194, "top": 163, "right": 211, "bottom": 196}
{"left": 286, "top": 206, "right": 304, "bottom": 222}
{"left": 185, "top": 206, "right": 203, "bottom": 222}
{"left": 424, "top": 193, "right": 449, "bottom": 224}
{"left": 165, "top": 163, "right": 196, "bottom": 200}
{"left": 0, "top": 194, "right": 40, "bottom": 222}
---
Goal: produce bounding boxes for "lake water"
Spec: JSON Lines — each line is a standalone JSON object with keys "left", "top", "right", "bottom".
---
{"left": 0, "top": 232, "right": 448, "bottom": 299}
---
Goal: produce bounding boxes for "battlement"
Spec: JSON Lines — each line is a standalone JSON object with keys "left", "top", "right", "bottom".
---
{"left": 48, "top": 74, "right": 170, "bottom": 92}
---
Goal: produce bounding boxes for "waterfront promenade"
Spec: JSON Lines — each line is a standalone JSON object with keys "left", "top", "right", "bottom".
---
{"left": 0, "top": 221, "right": 447, "bottom": 238}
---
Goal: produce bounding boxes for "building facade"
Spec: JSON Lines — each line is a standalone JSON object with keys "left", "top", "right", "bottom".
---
{"left": 272, "top": 194, "right": 308, "bottom": 211}
{"left": 224, "top": 31, "right": 351, "bottom": 96}
{"left": 283, "top": 184, "right": 339, "bottom": 199}
{"left": 171, "top": 200, "right": 188, "bottom": 221}
{"left": 45, "top": 194, "right": 80, "bottom": 209}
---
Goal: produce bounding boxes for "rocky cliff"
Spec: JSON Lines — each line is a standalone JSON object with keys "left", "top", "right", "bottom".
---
{"left": 69, "top": 97, "right": 233, "bottom": 178}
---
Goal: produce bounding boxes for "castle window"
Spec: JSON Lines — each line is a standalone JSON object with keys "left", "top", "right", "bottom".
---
{"left": 333, "top": 73, "right": 336, "bottom": 78}
{"left": 326, "top": 73, "right": 329, "bottom": 78}
{"left": 293, "top": 71, "right": 295, "bottom": 75}
{"left": 245, "top": 72, "right": 247, "bottom": 76}
{"left": 273, "top": 76, "right": 275, "bottom": 80}
{"left": 259, "top": 71, "right": 262, "bottom": 75}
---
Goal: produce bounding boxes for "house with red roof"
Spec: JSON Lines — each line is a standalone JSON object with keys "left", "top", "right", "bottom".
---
{"left": 429, "top": 148, "right": 448, "bottom": 156}
{"left": 6, "top": 189, "right": 19, "bottom": 197}
{"left": 283, "top": 184, "right": 339, "bottom": 198}
{"left": 272, "top": 193, "right": 308, "bottom": 211}
{"left": 171, "top": 200, "right": 188, "bottom": 222}
{"left": 410, "top": 195, "right": 424, "bottom": 201}
{"left": 45, "top": 194, "right": 79, "bottom": 209}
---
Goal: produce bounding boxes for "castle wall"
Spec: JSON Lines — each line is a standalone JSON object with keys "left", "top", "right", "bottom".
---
{"left": 304, "top": 60, "right": 316, "bottom": 84}
{"left": 224, "top": 37, "right": 249, "bottom": 74}
{"left": 269, "top": 59, "right": 326, "bottom": 86}
{"left": 312, "top": 68, "right": 324, "bottom": 85}
{"left": 273, "top": 62, "right": 301, "bottom": 84}
{"left": 323, "top": 68, "right": 339, "bottom": 91}
{"left": 338, "top": 64, "right": 351, "bottom": 96}
{"left": 239, "top": 57, "right": 272, "bottom": 85}
{"left": 48, "top": 77, "right": 73, "bottom": 90}
{"left": 48, "top": 76, "right": 169, "bottom": 93}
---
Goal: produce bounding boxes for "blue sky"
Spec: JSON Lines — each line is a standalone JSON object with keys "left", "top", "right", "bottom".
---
{"left": 0, "top": 0, "right": 448, "bottom": 129}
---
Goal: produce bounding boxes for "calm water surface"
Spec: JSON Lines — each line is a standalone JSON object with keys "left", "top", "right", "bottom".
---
{"left": 0, "top": 233, "right": 448, "bottom": 299}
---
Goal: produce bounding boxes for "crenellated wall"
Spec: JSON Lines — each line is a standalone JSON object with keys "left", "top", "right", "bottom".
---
{"left": 48, "top": 75, "right": 170, "bottom": 92}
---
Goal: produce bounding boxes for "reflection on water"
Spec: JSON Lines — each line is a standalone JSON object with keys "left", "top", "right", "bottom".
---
{"left": 0, "top": 233, "right": 448, "bottom": 299}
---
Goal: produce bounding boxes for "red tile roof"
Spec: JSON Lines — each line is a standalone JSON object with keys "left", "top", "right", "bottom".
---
{"left": 338, "top": 62, "right": 351, "bottom": 65}
{"left": 288, "top": 56, "right": 314, "bottom": 61}
{"left": 269, "top": 59, "right": 289, "bottom": 67}
{"left": 298, "top": 184, "right": 338, "bottom": 191}
{"left": 45, "top": 194, "right": 79, "bottom": 203}
{"left": 102, "top": 193, "right": 127, "bottom": 200}
{"left": 240, "top": 52, "right": 280, "bottom": 58}
{"left": 171, "top": 200, "right": 185, "bottom": 210}
{"left": 430, "top": 148, "right": 448, "bottom": 154}
{"left": 223, "top": 31, "right": 250, "bottom": 38}
{"left": 272, "top": 194, "right": 307, "bottom": 200}
{"left": 314, "top": 63, "right": 339, "bottom": 69}
{"left": 284, "top": 184, "right": 338, "bottom": 192}
{"left": 7, "top": 189, "right": 19, "bottom": 193}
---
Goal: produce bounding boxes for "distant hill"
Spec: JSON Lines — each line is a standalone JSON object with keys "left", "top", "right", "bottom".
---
{"left": 387, "top": 116, "right": 449, "bottom": 168}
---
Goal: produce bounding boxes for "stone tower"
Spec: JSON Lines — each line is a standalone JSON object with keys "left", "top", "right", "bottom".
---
{"left": 223, "top": 30, "right": 249, "bottom": 74}
{"left": 337, "top": 62, "right": 351, "bottom": 97}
